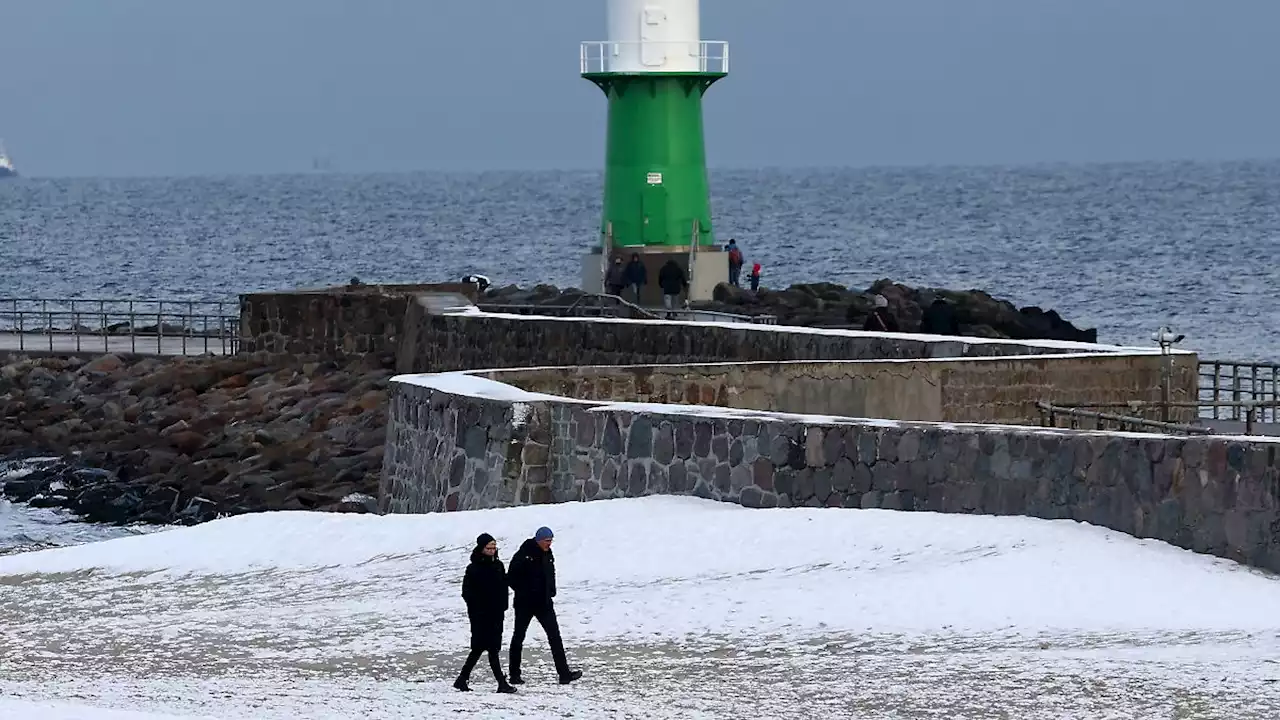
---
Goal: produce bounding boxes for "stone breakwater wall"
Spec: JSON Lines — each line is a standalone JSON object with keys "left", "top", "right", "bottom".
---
{"left": 478, "top": 353, "right": 1199, "bottom": 426}
{"left": 239, "top": 284, "right": 477, "bottom": 358}
{"left": 396, "top": 303, "right": 1110, "bottom": 375}
{"left": 381, "top": 375, "right": 1280, "bottom": 574}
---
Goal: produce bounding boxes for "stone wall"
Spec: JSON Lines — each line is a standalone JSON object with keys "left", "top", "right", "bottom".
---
{"left": 240, "top": 284, "right": 476, "bottom": 357}
{"left": 477, "top": 352, "right": 1199, "bottom": 426}
{"left": 395, "top": 303, "right": 1108, "bottom": 375}
{"left": 379, "top": 381, "right": 552, "bottom": 513}
{"left": 381, "top": 378, "right": 1280, "bottom": 574}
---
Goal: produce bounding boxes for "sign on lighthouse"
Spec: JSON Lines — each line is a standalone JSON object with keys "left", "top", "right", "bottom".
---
{"left": 579, "top": 0, "right": 730, "bottom": 305}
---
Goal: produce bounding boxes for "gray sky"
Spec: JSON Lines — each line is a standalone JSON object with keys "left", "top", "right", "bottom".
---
{"left": 2, "top": 0, "right": 1279, "bottom": 177}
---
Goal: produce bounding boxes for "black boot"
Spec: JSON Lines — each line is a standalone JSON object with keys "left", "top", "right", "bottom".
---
{"left": 508, "top": 674, "right": 524, "bottom": 685}
{"left": 453, "top": 678, "right": 471, "bottom": 692}
{"left": 558, "top": 669, "right": 583, "bottom": 685}
{"left": 497, "top": 680, "right": 517, "bottom": 694}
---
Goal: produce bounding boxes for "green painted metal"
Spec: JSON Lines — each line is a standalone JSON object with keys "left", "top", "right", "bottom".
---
{"left": 584, "top": 71, "right": 724, "bottom": 248}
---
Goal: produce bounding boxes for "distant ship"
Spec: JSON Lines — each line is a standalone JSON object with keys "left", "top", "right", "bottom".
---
{"left": 0, "top": 140, "right": 16, "bottom": 178}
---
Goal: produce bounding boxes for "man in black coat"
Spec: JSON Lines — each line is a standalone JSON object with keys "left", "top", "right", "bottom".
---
{"left": 507, "top": 526, "right": 583, "bottom": 685}
{"left": 919, "top": 297, "right": 961, "bottom": 336}
{"left": 454, "top": 533, "right": 516, "bottom": 693}
{"left": 657, "top": 259, "right": 688, "bottom": 315}
{"left": 622, "top": 253, "right": 647, "bottom": 304}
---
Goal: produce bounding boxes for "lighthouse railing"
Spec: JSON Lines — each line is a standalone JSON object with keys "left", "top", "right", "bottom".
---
{"left": 580, "top": 41, "right": 730, "bottom": 75}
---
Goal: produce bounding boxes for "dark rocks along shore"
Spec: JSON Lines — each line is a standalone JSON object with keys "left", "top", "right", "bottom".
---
{"left": 1, "top": 352, "right": 390, "bottom": 526}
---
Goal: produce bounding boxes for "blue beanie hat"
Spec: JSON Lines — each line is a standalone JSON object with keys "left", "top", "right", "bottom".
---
{"left": 534, "top": 526, "right": 554, "bottom": 541}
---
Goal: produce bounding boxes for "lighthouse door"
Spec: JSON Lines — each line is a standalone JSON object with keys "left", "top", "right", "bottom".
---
{"left": 641, "top": 187, "right": 668, "bottom": 244}
{"left": 640, "top": 6, "right": 667, "bottom": 68}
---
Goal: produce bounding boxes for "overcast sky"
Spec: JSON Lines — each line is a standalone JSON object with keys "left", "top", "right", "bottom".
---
{"left": 2, "top": 0, "right": 1279, "bottom": 177}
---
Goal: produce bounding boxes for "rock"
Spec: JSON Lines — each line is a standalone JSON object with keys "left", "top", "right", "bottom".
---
{"left": 0, "top": 352, "right": 390, "bottom": 527}
{"left": 475, "top": 280, "right": 1097, "bottom": 342}
{"left": 82, "top": 354, "right": 124, "bottom": 374}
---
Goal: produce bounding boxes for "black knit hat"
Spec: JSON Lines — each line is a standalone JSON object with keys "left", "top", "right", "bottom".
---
{"left": 476, "top": 533, "right": 495, "bottom": 548}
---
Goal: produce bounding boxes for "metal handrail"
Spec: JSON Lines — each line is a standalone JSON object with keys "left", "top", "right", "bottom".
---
{"left": 1036, "top": 402, "right": 1214, "bottom": 435}
{"left": 0, "top": 297, "right": 239, "bottom": 355}
{"left": 477, "top": 294, "right": 776, "bottom": 325}
{"left": 579, "top": 40, "right": 730, "bottom": 75}
{"left": 1199, "top": 359, "right": 1280, "bottom": 423}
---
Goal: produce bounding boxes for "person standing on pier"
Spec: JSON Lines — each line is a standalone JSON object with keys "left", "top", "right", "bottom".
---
{"left": 623, "top": 253, "right": 647, "bottom": 304}
{"left": 749, "top": 262, "right": 762, "bottom": 292}
{"left": 507, "top": 527, "right": 583, "bottom": 685}
{"left": 726, "top": 239, "right": 744, "bottom": 287}
{"left": 454, "top": 533, "right": 517, "bottom": 694}
{"left": 863, "top": 294, "right": 900, "bottom": 332}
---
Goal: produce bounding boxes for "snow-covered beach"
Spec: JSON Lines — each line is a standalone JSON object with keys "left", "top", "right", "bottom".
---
{"left": 2, "top": 496, "right": 1279, "bottom": 718}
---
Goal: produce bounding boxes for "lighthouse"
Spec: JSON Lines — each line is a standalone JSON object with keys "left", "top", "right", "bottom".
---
{"left": 579, "top": 0, "right": 729, "bottom": 304}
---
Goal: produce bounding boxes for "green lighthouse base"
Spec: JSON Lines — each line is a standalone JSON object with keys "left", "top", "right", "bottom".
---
{"left": 582, "top": 245, "right": 728, "bottom": 306}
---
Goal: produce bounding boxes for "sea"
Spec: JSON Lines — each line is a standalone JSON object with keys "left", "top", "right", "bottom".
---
{"left": 1, "top": 159, "right": 1279, "bottom": 552}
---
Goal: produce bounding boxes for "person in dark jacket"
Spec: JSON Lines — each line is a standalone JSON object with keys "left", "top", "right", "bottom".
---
{"left": 725, "top": 238, "right": 744, "bottom": 287}
{"left": 862, "top": 294, "right": 900, "bottom": 332}
{"left": 657, "top": 259, "right": 688, "bottom": 314}
{"left": 507, "top": 527, "right": 582, "bottom": 685}
{"left": 454, "top": 533, "right": 517, "bottom": 693}
{"left": 622, "top": 253, "right": 647, "bottom": 304}
{"left": 604, "top": 256, "right": 626, "bottom": 297}
{"left": 919, "top": 297, "right": 960, "bottom": 336}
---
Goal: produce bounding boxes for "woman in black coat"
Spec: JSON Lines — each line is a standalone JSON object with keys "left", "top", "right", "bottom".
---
{"left": 454, "top": 533, "right": 516, "bottom": 693}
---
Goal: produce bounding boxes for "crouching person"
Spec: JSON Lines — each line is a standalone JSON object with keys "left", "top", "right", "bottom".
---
{"left": 454, "top": 533, "right": 517, "bottom": 693}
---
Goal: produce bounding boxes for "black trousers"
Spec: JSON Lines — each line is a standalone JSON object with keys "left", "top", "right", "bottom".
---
{"left": 509, "top": 604, "right": 570, "bottom": 678}
{"left": 458, "top": 645, "right": 504, "bottom": 685}
{"left": 458, "top": 617, "right": 505, "bottom": 685}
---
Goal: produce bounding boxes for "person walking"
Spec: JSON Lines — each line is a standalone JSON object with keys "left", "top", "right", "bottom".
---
{"left": 507, "top": 527, "right": 582, "bottom": 685}
{"left": 622, "top": 253, "right": 647, "bottom": 304}
{"left": 657, "top": 259, "right": 688, "bottom": 317}
{"left": 604, "top": 256, "right": 626, "bottom": 297}
{"left": 454, "top": 533, "right": 517, "bottom": 693}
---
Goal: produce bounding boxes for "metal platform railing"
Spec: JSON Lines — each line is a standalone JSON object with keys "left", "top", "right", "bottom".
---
{"left": 1199, "top": 359, "right": 1280, "bottom": 423}
{"left": 0, "top": 298, "right": 239, "bottom": 355}
{"left": 1036, "top": 402, "right": 1215, "bottom": 435}
{"left": 580, "top": 40, "right": 730, "bottom": 75}
{"left": 478, "top": 292, "right": 775, "bottom": 325}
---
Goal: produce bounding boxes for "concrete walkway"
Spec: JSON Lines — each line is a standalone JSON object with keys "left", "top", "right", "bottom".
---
{"left": 0, "top": 333, "right": 233, "bottom": 357}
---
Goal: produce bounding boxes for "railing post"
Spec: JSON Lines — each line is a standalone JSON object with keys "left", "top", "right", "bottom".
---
{"left": 1231, "top": 365, "right": 1241, "bottom": 421}
{"left": 1246, "top": 404, "right": 1256, "bottom": 435}
{"left": 1212, "top": 361, "right": 1221, "bottom": 419}
{"left": 1273, "top": 367, "right": 1279, "bottom": 424}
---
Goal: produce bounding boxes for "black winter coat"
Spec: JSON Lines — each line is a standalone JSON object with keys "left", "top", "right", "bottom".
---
{"left": 658, "top": 262, "right": 687, "bottom": 296}
{"left": 623, "top": 260, "right": 648, "bottom": 287}
{"left": 462, "top": 550, "right": 509, "bottom": 650}
{"left": 507, "top": 538, "right": 556, "bottom": 611}
{"left": 863, "top": 307, "right": 900, "bottom": 332}
{"left": 919, "top": 300, "right": 960, "bottom": 335}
